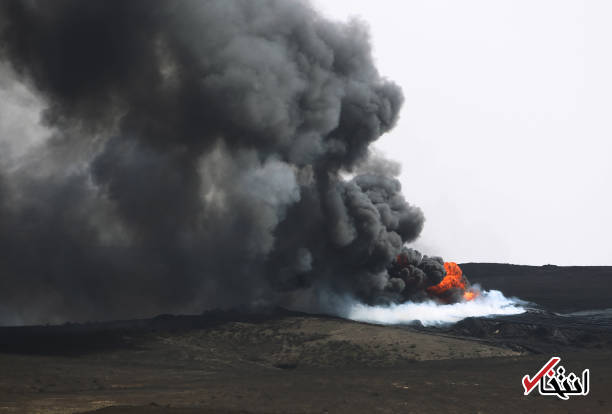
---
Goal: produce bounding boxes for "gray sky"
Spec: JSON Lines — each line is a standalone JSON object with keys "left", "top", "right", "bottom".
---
{"left": 315, "top": 0, "right": 612, "bottom": 265}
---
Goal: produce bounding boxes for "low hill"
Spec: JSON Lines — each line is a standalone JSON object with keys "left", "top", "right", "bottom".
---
{"left": 461, "top": 263, "right": 612, "bottom": 312}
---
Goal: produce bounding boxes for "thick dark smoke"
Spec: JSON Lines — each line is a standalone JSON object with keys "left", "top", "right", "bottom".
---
{"left": 388, "top": 247, "right": 454, "bottom": 301}
{"left": 0, "top": 0, "right": 444, "bottom": 325}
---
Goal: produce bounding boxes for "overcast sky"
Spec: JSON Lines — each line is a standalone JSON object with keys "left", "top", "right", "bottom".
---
{"left": 314, "top": 0, "right": 612, "bottom": 265}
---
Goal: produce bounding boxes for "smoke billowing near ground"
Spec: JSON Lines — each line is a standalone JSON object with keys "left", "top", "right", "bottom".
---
{"left": 0, "top": 0, "right": 522, "bottom": 325}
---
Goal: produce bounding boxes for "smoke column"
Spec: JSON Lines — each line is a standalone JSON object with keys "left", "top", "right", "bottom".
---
{"left": 0, "top": 0, "right": 523, "bottom": 326}
{"left": 0, "top": 0, "right": 425, "bottom": 324}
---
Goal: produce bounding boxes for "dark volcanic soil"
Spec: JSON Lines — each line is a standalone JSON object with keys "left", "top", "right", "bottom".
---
{"left": 1, "top": 263, "right": 611, "bottom": 413}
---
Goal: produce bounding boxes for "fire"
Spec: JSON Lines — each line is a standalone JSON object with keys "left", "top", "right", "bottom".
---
{"left": 426, "top": 262, "right": 478, "bottom": 302}
{"left": 463, "top": 290, "right": 479, "bottom": 301}
{"left": 427, "top": 262, "right": 465, "bottom": 294}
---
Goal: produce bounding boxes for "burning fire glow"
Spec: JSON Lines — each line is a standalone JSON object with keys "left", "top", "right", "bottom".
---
{"left": 342, "top": 255, "right": 525, "bottom": 327}
{"left": 427, "top": 262, "right": 480, "bottom": 302}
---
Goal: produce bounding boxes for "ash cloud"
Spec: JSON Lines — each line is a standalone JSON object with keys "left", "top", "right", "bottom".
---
{"left": 0, "top": 0, "right": 429, "bottom": 324}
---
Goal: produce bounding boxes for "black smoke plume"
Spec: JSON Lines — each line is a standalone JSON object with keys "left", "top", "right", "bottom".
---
{"left": 0, "top": 0, "right": 447, "bottom": 325}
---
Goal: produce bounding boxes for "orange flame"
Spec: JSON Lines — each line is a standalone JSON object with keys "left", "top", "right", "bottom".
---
{"left": 427, "top": 262, "right": 465, "bottom": 294}
{"left": 427, "top": 262, "right": 478, "bottom": 301}
{"left": 463, "top": 290, "right": 479, "bottom": 301}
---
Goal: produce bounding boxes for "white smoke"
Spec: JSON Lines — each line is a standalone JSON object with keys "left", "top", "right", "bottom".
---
{"left": 344, "top": 289, "right": 525, "bottom": 327}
